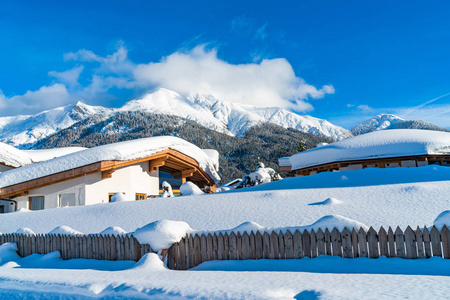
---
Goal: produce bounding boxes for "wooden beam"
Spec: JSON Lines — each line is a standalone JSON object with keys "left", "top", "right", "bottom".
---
{"left": 101, "top": 168, "right": 115, "bottom": 179}
{"left": 149, "top": 156, "right": 168, "bottom": 172}
{"left": 173, "top": 168, "right": 197, "bottom": 179}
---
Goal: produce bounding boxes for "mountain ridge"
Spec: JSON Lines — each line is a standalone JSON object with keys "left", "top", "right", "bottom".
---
{"left": 0, "top": 88, "right": 351, "bottom": 147}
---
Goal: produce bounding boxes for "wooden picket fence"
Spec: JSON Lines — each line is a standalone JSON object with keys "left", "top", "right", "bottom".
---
{"left": 166, "top": 225, "right": 450, "bottom": 270}
{"left": 0, "top": 233, "right": 154, "bottom": 261}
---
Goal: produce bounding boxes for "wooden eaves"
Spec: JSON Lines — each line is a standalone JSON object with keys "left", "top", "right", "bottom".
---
{"left": 0, "top": 149, "right": 215, "bottom": 199}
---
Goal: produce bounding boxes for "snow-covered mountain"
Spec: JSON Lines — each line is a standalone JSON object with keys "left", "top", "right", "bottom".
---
{"left": 120, "top": 88, "right": 352, "bottom": 139}
{"left": 0, "top": 88, "right": 352, "bottom": 147}
{"left": 350, "top": 114, "right": 405, "bottom": 135}
{"left": 0, "top": 102, "right": 110, "bottom": 147}
{"left": 351, "top": 114, "right": 450, "bottom": 135}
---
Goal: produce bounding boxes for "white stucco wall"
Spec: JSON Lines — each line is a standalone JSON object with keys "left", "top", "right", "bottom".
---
{"left": 0, "top": 199, "right": 16, "bottom": 213}
{"left": 13, "top": 161, "right": 159, "bottom": 211}
{"left": 84, "top": 161, "right": 159, "bottom": 205}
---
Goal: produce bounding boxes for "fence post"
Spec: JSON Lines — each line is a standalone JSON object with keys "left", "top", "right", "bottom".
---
{"left": 367, "top": 227, "right": 379, "bottom": 258}
{"left": 404, "top": 226, "right": 417, "bottom": 259}
{"left": 316, "top": 229, "right": 325, "bottom": 256}
{"left": 395, "top": 227, "right": 406, "bottom": 258}
{"left": 430, "top": 226, "right": 442, "bottom": 257}
{"left": 217, "top": 233, "right": 224, "bottom": 261}
{"left": 255, "top": 232, "right": 263, "bottom": 259}
{"left": 229, "top": 232, "right": 237, "bottom": 260}
{"left": 201, "top": 234, "right": 208, "bottom": 263}
{"left": 331, "top": 228, "right": 342, "bottom": 257}
{"left": 442, "top": 225, "right": 450, "bottom": 259}
{"left": 351, "top": 228, "right": 359, "bottom": 258}
{"left": 241, "top": 232, "right": 250, "bottom": 260}
{"left": 278, "top": 231, "right": 286, "bottom": 259}
{"left": 206, "top": 233, "right": 214, "bottom": 261}
{"left": 415, "top": 226, "right": 425, "bottom": 259}
{"left": 358, "top": 228, "right": 368, "bottom": 257}
{"left": 284, "top": 230, "right": 294, "bottom": 259}
{"left": 341, "top": 227, "right": 352, "bottom": 258}
{"left": 293, "top": 230, "right": 303, "bottom": 259}
{"left": 378, "top": 227, "right": 388, "bottom": 257}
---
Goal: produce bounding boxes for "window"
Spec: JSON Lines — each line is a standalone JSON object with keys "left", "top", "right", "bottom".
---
{"left": 29, "top": 196, "right": 45, "bottom": 211}
{"left": 0, "top": 205, "right": 4, "bottom": 214}
{"left": 59, "top": 193, "right": 76, "bottom": 207}
{"left": 135, "top": 193, "right": 146, "bottom": 200}
{"left": 108, "top": 193, "right": 115, "bottom": 202}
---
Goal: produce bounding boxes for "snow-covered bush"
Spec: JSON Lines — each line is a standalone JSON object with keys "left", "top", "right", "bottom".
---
{"left": 161, "top": 181, "right": 174, "bottom": 198}
{"left": 180, "top": 181, "right": 204, "bottom": 196}
{"left": 49, "top": 226, "right": 83, "bottom": 235}
{"left": 133, "top": 220, "right": 192, "bottom": 251}
{"left": 236, "top": 161, "right": 282, "bottom": 188}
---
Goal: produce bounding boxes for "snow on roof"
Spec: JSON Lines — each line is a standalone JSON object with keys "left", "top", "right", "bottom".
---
{"left": 0, "top": 143, "right": 85, "bottom": 168}
{"left": 202, "top": 149, "right": 219, "bottom": 171}
{"left": 22, "top": 147, "right": 86, "bottom": 163}
{"left": 0, "top": 136, "right": 221, "bottom": 188}
{"left": 278, "top": 157, "right": 291, "bottom": 167}
{"left": 0, "top": 142, "right": 32, "bottom": 167}
{"left": 289, "top": 129, "right": 450, "bottom": 170}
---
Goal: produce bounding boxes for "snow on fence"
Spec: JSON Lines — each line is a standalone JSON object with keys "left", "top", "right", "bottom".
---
{"left": 0, "top": 233, "right": 154, "bottom": 261}
{"left": 166, "top": 225, "right": 450, "bottom": 270}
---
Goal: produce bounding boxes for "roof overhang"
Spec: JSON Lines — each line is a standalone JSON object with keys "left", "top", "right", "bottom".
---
{"left": 1, "top": 149, "right": 215, "bottom": 199}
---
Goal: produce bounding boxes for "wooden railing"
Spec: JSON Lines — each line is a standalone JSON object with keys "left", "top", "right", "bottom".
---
{"left": 166, "top": 225, "right": 450, "bottom": 270}
{"left": 0, "top": 233, "right": 154, "bottom": 261}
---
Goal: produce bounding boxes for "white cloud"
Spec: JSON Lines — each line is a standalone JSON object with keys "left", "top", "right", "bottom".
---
{"left": 65, "top": 43, "right": 134, "bottom": 74}
{"left": 357, "top": 104, "right": 374, "bottom": 112}
{"left": 48, "top": 66, "right": 84, "bottom": 87}
{"left": 134, "top": 46, "right": 333, "bottom": 111}
{"left": 0, "top": 84, "right": 71, "bottom": 116}
{"left": 0, "top": 43, "right": 335, "bottom": 116}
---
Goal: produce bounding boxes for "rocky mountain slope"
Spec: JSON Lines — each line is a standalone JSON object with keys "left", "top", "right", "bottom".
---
{"left": 0, "top": 88, "right": 351, "bottom": 148}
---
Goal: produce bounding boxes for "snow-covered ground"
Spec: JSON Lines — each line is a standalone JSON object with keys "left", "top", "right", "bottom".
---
{"left": 0, "top": 165, "right": 449, "bottom": 299}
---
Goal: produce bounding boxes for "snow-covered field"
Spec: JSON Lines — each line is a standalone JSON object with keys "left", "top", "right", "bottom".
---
{"left": 0, "top": 166, "right": 449, "bottom": 299}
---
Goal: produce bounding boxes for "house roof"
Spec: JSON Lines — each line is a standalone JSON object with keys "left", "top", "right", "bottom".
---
{"left": 0, "top": 136, "right": 220, "bottom": 197}
{"left": 0, "top": 142, "right": 85, "bottom": 168}
{"left": 287, "top": 129, "right": 450, "bottom": 171}
{"left": 0, "top": 142, "right": 32, "bottom": 168}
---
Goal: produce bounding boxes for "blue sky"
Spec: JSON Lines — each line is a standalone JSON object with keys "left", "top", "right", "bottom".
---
{"left": 1, "top": 0, "right": 449, "bottom": 128}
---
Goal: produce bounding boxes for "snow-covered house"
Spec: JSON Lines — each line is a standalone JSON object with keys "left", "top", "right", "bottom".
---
{"left": 0, "top": 143, "right": 86, "bottom": 213}
{"left": 0, "top": 137, "right": 220, "bottom": 212}
{"left": 280, "top": 129, "right": 450, "bottom": 176}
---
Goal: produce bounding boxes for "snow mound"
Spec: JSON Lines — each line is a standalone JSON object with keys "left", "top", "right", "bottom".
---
{"left": 15, "top": 228, "right": 35, "bottom": 235}
{"left": 13, "top": 208, "right": 29, "bottom": 213}
{"left": 49, "top": 226, "right": 83, "bottom": 235}
{"left": 110, "top": 192, "right": 131, "bottom": 202}
{"left": 309, "top": 198, "right": 343, "bottom": 206}
{"left": 0, "top": 243, "right": 20, "bottom": 266}
{"left": 133, "top": 253, "right": 167, "bottom": 271}
{"left": 133, "top": 220, "right": 192, "bottom": 251}
{"left": 100, "top": 226, "right": 127, "bottom": 236}
{"left": 180, "top": 181, "right": 204, "bottom": 196}
{"left": 433, "top": 210, "right": 450, "bottom": 230}
{"left": 230, "top": 221, "right": 265, "bottom": 234}
{"left": 303, "top": 215, "right": 368, "bottom": 232}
